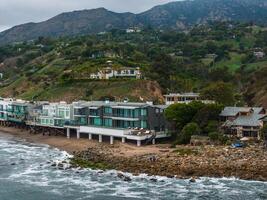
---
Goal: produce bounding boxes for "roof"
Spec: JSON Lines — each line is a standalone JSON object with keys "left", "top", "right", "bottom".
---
{"left": 72, "top": 101, "right": 161, "bottom": 109}
{"left": 220, "top": 107, "right": 264, "bottom": 117}
{"left": 164, "top": 92, "right": 200, "bottom": 98}
{"left": 225, "top": 114, "right": 266, "bottom": 127}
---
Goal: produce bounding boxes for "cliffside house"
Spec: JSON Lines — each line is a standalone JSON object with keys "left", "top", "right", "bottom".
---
{"left": 253, "top": 48, "right": 265, "bottom": 59}
{"left": 90, "top": 67, "right": 141, "bottom": 80}
{"left": 220, "top": 107, "right": 266, "bottom": 139}
{"left": 126, "top": 27, "right": 141, "bottom": 33}
{"left": 164, "top": 93, "right": 215, "bottom": 105}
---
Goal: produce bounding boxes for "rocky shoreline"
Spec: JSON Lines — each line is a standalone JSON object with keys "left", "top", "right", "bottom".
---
{"left": 0, "top": 126, "right": 266, "bottom": 182}
{"left": 70, "top": 144, "right": 267, "bottom": 182}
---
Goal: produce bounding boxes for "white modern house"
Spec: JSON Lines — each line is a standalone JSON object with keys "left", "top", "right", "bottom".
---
{"left": 90, "top": 67, "right": 142, "bottom": 80}
{"left": 164, "top": 93, "right": 215, "bottom": 105}
{"left": 37, "top": 101, "right": 73, "bottom": 128}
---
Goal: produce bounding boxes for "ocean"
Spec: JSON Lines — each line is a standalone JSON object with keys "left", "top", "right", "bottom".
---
{"left": 0, "top": 132, "right": 266, "bottom": 200}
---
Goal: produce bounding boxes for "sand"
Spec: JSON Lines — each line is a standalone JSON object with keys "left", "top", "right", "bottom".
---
{"left": 0, "top": 126, "right": 171, "bottom": 157}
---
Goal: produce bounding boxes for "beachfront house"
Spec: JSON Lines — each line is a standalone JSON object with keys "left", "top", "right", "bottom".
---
{"left": 164, "top": 93, "right": 215, "bottom": 105}
{"left": 0, "top": 98, "right": 12, "bottom": 121}
{"left": 65, "top": 101, "right": 170, "bottom": 146}
{"left": 220, "top": 107, "right": 266, "bottom": 139}
{"left": 0, "top": 98, "right": 32, "bottom": 123}
{"left": 37, "top": 102, "right": 73, "bottom": 128}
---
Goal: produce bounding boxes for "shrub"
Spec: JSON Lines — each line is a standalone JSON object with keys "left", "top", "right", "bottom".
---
{"left": 176, "top": 122, "right": 201, "bottom": 145}
{"left": 208, "top": 132, "right": 220, "bottom": 141}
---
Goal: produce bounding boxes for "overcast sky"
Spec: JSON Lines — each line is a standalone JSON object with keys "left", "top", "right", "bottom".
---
{"left": 0, "top": 0, "right": 178, "bottom": 32}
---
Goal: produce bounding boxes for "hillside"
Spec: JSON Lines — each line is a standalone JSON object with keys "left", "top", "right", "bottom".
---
{"left": 0, "top": 22, "right": 267, "bottom": 106}
{"left": 1, "top": 0, "right": 267, "bottom": 45}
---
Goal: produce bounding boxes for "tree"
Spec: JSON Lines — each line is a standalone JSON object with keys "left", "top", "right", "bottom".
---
{"left": 149, "top": 53, "right": 173, "bottom": 89}
{"left": 209, "top": 67, "right": 233, "bottom": 82}
{"left": 193, "top": 104, "right": 224, "bottom": 132}
{"left": 177, "top": 122, "right": 201, "bottom": 144}
{"left": 165, "top": 101, "right": 205, "bottom": 130}
{"left": 200, "top": 82, "right": 235, "bottom": 106}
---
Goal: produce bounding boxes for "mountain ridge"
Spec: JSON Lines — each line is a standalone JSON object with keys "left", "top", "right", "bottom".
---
{"left": 1, "top": 0, "right": 267, "bottom": 45}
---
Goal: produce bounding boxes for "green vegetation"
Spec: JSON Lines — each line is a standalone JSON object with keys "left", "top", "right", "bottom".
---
{"left": 165, "top": 101, "right": 224, "bottom": 145}
{"left": 0, "top": 22, "right": 267, "bottom": 105}
{"left": 70, "top": 158, "right": 111, "bottom": 170}
{"left": 173, "top": 148, "right": 199, "bottom": 156}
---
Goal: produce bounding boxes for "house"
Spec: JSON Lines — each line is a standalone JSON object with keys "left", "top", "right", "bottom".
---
{"left": 164, "top": 93, "right": 215, "bottom": 105}
{"left": 0, "top": 97, "right": 172, "bottom": 146}
{"left": 36, "top": 101, "right": 73, "bottom": 128}
{"left": 0, "top": 98, "right": 32, "bottom": 123}
{"left": 0, "top": 98, "right": 13, "bottom": 121}
{"left": 253, "top": 48, "right": 265, "bottom": 59}
{"left": 126, "top": 27, "right": 141, "bottom": 33}
{"left": 65, "top": 100, "right": 171, "bottom": 146}
{"left": 254, "top": 51, "right": 265, "bottom": 59}
{"left": 90, "top": 67, "right": 142, "bottom": 80}
{"left": 220, "top": 107, "right": 266, "bottom": 139}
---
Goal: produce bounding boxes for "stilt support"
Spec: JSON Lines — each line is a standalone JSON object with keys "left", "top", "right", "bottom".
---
{"left": 77, "top": 130, "right": 80, "bottom": 139}
{"left": 110, "top": 136, "right": 114, "bottom": 145}
{"left": 99, "top": 135, "right": 102, "bottom": 143}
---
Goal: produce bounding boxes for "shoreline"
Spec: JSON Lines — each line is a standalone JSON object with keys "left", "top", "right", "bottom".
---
{"left": 0, "top": 126, "right": 267, "bottom": 181}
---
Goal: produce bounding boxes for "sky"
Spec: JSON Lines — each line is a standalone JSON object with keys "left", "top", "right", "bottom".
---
{"left": 0, "top": 0, "right": 177, "bottom": 32}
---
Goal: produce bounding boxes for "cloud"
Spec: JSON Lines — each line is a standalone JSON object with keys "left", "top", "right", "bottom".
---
{"left": 0, "top": 0, "right": 176, "bottom": 29}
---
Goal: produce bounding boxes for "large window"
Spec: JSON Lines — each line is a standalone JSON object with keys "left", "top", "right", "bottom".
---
{"left": 79, "top": 117, "right": 87, "bottom": 125}
{"left": 93, "top": 117, "right": 102, "bottom": 126}
{"left": 58, "top": 108, "right": 65, "bottom": 118}
{"left": 104, "top": 107, "right": 112, "bottom": 114}
{"left": 65, "top": 110, "right": 70, "bottom": 118}
{"left": 141, "top": 120, "right": 147, "bottom": 129}
{"left": 141, "top": 108, "right": 147, "bottom": 116}
{"left": 104, "top": 118, "right": 112, "bottom": 127}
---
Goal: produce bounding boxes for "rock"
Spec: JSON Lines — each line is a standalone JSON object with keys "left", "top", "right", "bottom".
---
{"left": 150, "top": 178, "right": 158, "bottom": 182}
{"left": 117, "top": 173, "right": 132, "bottom": 182}
{"left": 189, "top": 177, "right": 196, "bottom": 183}
{"left": 10, "top": 163, "right": 16, "bottom": 166}
{"left": 58, "top": 163, "right": 64, "bottom": 168}
{"left": 51, "top": 163, "right": 56, "bottom": 167}
{"left": 124, "top": 176, "right": 132, "bottom": 182}
{"left": 117, "top": 173, "right": 125, "bottom": 179}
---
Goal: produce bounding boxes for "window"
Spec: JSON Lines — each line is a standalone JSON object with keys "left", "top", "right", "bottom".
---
{"left": 58, "top": 109, "right": 65, "bottom": 118}
{"left": 104, "top": 118, "right": 112, "bottom": 127}
{"left": 134, "top": 109, "right": 139, "bottom": 118}
{"left": 104, "top": 107, "right": 112, "bottom": 114}
{"left": 66, "top": 110, "right": 70, "bottom": 118}
{"left": 141, "top": 109, "right": 147, "bottom": 116}
{"left": 141, "top": 120, "right": 147, "bottom": 129}
{"left": 93, "top": 117, "right": 102, "bottom": 126}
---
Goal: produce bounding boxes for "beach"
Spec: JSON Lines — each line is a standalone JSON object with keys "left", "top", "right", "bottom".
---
{"left": 0, "top": 126, "right": 267, "bottom": 181}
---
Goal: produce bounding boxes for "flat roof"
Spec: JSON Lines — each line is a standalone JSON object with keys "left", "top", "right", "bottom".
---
{"left": 164, "top": 93, "right": 200, "bottom": 97}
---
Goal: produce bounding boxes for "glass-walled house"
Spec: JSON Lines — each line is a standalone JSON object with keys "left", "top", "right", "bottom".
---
{"left": 0, "top": 98, "right": 31, "bottom": 123}
{"left": 37, "top": 102, "right": 73, "bottom": 128}
{"left": 74, "top": 101, "right": 168, "bottom": 132}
